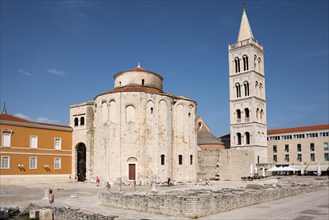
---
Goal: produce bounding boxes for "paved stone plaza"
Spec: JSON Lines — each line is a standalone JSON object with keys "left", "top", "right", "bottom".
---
{"left": 0, "top": 176, "right": 328, "bottom": 219}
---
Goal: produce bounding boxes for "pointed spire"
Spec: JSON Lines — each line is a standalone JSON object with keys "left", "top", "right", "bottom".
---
{"left": 2, "top": 102, "right": 7, "bottom": 114}
{"left": 137, "top": 62, "right": 141, "bottom": 68}
{"left": 237, "top": 7, "right": 254, "bottom": 42}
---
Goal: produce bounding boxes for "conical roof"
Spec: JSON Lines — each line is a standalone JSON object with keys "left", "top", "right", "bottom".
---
{"left": 237, "top": 9, "right": 254, "bottom": 42}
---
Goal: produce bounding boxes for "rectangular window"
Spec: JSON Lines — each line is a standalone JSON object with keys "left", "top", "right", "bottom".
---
{"left": 297, "top": 154, "right": 302, "bottom": 162}
{"left": 310, "top": 143, "right": 315, "bottom": 151}
{"left": 293, "top": 134, "right": 305, "bottom": 139}
{"left": 282, "top": 135, "right": 292, "bottom": 140}
{"left": 54, "top": 158, "right": 61, "bottom": 169}
{"left": 320, "top": 132, "right": 329, "bottom": 137}
{"left": 273, "top": 145, "right": 277, "bottom": 153}
{"left": 1, "top": 156, "right": 10, "bottom": 169}
{"left": 324, "top": 153, "right": 329, "bottom": 161}
{"left": 284, "top": 144, "right": 289, "bottom": 152}
{"left": 306, "top": 133, "right": 318, "bottom": 138}
{"left": 297, "top": 144, "right": 302, "bottom": 152}
{"left": 54, "top": 138, "right": 61, "bottom": 150}
{"left": 2, "top": 133, "right": 11, "bottom": 147}
{"left": 324, "top": 142, "right": 329, "bottom": 151}
{"left": 30, "top": 136, "right": 38, "bottom": 149}
{"left": 310, "top": 153, "right": 315, "bottom": 162}
{"left": 29, "top": 157, "right": 37, "bottom": 169}
{"left": 273, "top": 155, "right": 277, "bottom": 162}
{"left": 284, "top": 154, "right": 289, "bottom": 162}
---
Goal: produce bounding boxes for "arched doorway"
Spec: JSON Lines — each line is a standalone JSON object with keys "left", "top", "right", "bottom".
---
{"left": 76, "top": 143, "right": 86, "bottom": 181}
{"left": 127, "top": 157, "right": 138, "bottom": 181}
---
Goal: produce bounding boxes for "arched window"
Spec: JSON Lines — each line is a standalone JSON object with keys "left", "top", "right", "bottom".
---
{"left": 126, "top": 105, "right": 135, "bottom": 122}
{"left": 190, "top": 155, "right": 193, "bottom": 165}
{"left": 243, "top": 81, "right": 249, "bottom": 96}
{"left": 237, "top": 133, "right": 242, "bottom": 145}
{"left": 243, "top": 55, "right": 249, "bottom": 71}
{"left": 150, "top": 107, "right": 153, "bottom": 114}
{"left": 256, "top": 108, "right": 259, "bottom": 119}
{"left": 160, "top": 154, "right": 165, "bottom": 165}
{"left": 178, "top": 155, "right": 183, "bottom": 165}
{"left": 254, "top": 55, "right": 257, "bottom": 70}
{"left": 259, "top": 83, "right": 263, "bottom": 97}
{"left": 245, "top": 132, "right": 250, "bottom": 144}
{"left": 235, "top": 83, "right": 241, "bottom": 98}
{"left": 102, "top": 101, "right": 108, "bottom": 123}
{"left": 260, "top": 109, "right": 264, "bottom": 122}
{"left": 80, "top": 117, "right": 85, "bottom": 126}
{"left": 142, "top": 79, "right": 145, "bottom": 86}
{"left": 256, "top": 57, "right": 261, "bottom": 73}
{"left": 236, "top": 109, "right": 241, "bottom": 123}
{"left": 234, "top": 57, "right": 240, "bottom": 73}
{"left": 74, "top": 117, "right": 79, "bottom": 126}
{"left": 244, "top": 108, "right": 249, "bottom": 121}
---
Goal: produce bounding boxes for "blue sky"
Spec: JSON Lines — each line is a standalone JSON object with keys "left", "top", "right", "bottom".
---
{"left": 1, "top": 0, "right": 328, "bottom": 136}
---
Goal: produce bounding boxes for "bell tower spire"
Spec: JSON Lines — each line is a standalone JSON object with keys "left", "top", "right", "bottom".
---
{"left": 237, "top": 7, "right": 254, "bottom": 42}
{"left": 1, "top": 102, "right": 7, "bottom": 114}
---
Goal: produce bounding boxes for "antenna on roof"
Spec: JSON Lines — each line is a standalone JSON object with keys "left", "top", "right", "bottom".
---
{"left": 2, "top": 102, "right": 7, "bottom": 114}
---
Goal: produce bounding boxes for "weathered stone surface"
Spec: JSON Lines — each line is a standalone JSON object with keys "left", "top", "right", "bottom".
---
{"left": 246, "top": 183, "right": 263, "bottom": 190}
{"left": 99, "top": 179, "right": 329, "bottom": 218}
{"left": 24, "top": 204, "right": 117, "bottom": 220}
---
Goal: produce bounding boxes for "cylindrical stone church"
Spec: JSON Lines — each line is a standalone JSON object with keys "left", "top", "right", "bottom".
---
{"left": 70, "top": 65, "right": 197, "bottom": 184}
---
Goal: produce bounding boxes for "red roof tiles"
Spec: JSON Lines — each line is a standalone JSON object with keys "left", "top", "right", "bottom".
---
{"left": 0, "top": 113, "right": 71, "bottom": 129}
{"left": 268, "top": 124, "right": 329, "bottom": 135}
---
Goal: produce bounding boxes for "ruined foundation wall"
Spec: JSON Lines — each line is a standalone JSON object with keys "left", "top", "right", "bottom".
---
{"left": 99, "top": 181, "right": 328, "bottom": 218}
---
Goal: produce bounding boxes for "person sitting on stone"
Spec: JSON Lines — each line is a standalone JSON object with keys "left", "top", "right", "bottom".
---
{"left": 105, "top": 181, "right": 111, "bottom": 191}
{"left": 48, "top": 189, "right": 54, "bottom": 204}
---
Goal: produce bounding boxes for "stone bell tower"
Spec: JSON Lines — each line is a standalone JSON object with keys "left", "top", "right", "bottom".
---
{"left": 228, "top": 8, "right": 268, "bottom": 164}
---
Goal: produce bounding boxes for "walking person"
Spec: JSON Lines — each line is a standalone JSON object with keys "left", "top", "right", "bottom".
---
{"left": 96, "top": 176, "right": 100, "bottom": 186}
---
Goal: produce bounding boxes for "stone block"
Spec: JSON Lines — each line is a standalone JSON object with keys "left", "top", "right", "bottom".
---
{"left": 29, "top": 209, "right": 40, "bottom": 218}
{"left": 39, "top": 208, "right": 53, "bottom": 220}
{"left": 246, "top": 183, "right": 263, "bottom": 190}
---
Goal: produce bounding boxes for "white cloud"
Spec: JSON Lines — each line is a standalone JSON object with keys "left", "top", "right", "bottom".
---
{"left": 18, "top": 69, "right": 32, "bottom": 76}
{"left": 47, "top": 69, "right": 67, "bottom": 76}
{"left": 14, "top": 113, "right": 30, "bottom": 120}
{"left": 14, "top": 113, "right": 59, "bottom": 124}
{"left": 36, "top": 117, "right": 59, "bottom": 124}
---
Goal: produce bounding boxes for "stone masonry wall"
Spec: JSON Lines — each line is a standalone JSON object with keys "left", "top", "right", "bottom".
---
{"left": 197, "top": 149, "right": 254, "bottom": 181}
{"left": 99, "top": 180, "right": 328, "bottom": 218}
{"left": 24, "top": 204, "right": 117, "bottom": 220}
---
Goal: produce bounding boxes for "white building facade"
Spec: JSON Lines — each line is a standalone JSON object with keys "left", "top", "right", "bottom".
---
{"left": 228, "top": 9, "right": 268, "bottom": 164}
{"left": 70, "top": 66, "right": 197, "bottom": 184}
{"left": 267, "top": 124, "right": 329, "bottom": 173}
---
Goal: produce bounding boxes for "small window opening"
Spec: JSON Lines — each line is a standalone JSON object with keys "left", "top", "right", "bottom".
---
{"left": 142, "top": 79, "right": 145, "bottom": 85}
{"left": 161, "top": 154, "right": 165, "bottom": 165}
{"left": 178, "top": 155, "right": 183, "bottom": 165}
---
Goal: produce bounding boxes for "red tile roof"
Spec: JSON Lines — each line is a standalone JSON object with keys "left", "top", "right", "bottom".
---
{"left": 268, "top": 124, "right": 329, "bottom": 135}
{"left": 0, "top": 113, "right": 71, "bottom": 129}
{"left": 0, "top": 113, "right": 31, "bottom": 123}
{"left": 94, "top": 85, "right": 196, "bottom": 103}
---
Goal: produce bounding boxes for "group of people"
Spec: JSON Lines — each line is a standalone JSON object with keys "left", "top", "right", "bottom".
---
{"left": 96, "top": 176, "right": 112, "bottom": 190}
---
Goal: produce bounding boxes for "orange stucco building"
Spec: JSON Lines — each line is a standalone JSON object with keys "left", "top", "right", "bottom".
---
{"left": 0, "top": 112, "right": 72, "bottom": 182}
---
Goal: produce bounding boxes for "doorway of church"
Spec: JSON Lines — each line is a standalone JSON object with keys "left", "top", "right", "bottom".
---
{"left": 128, "top": 164, "right": 136, "bottom": 180}
{"left": 76, "top": 143, "right": 86, "bottom": 181}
